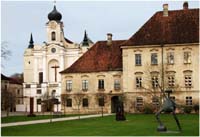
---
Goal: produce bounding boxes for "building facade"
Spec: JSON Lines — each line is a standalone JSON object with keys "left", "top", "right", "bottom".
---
{"left": 60, "top": 2, "right": 199, "bottom": 114}
{"left": 60, "top": 35, "right": 125, "bottom": 114}
{"left": 121, "top": 3, "right": 199, "bottom": 113}
{"left": 22, "top": 6, "right": 93, "bottom": 112}
{"left": 1, "top": 74, "right": 23, "bottom": 112}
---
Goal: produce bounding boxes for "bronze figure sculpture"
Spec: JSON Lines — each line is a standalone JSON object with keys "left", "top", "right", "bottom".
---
{"left": 155, "top": 89, "right": 182, "bottom": 132}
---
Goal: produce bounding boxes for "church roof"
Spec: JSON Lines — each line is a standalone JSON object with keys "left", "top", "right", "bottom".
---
{"left": 48, "top": 6, "right": 62, "bottom": 21}
{"left": 64, "top": 37, "right": 73, "bottom": 44}
{"left": 60, "top": 40, "right": 126, "bottom": 74}
{"left": 81, "top": 30, "right": 94, "bottom": 46}
{"left": 121, "top": 8, "right": 199, "bottom": 46}
{"left": 28, "top": 33, "right": 34, "bottom": 48}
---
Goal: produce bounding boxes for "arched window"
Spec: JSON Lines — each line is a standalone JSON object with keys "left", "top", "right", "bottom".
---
{"left": 51, "top": 32, "right": 56, "bottom": 41}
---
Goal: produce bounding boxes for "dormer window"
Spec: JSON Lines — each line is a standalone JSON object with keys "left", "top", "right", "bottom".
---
{"left": 52, "top": 32, "right": 56, "bottom": 41}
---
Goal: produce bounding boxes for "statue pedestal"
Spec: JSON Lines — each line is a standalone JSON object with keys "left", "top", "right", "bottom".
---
{"left": 157, "top": 125, "right": 167, "bottom": 132}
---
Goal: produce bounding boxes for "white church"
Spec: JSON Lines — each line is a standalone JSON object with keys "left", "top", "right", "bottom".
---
{"left": 18, "top": 5, "right": 93, "bottom": 112}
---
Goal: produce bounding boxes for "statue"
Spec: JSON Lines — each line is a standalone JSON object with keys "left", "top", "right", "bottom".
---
{"left": 155, "top": 89, "right": 182, "bottom": 132}
{"left": 116, "top": 99, "right": 126, "bottom": 121}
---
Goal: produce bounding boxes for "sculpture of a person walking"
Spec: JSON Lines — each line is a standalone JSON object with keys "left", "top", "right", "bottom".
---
{"left": 155, "top": 89, "right": 182, "bottom": 132}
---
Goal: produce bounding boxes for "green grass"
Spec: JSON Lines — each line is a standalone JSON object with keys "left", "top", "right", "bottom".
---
{"left": 1, "top": 114, "right": 199, "bottom": 136}
{"left": 1, "top": 114, "right": 83, "bottom": 123}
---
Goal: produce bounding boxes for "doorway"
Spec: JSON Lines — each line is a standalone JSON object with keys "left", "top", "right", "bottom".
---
{"left": 111, "top": 96, "right": 120, "bottom": 113}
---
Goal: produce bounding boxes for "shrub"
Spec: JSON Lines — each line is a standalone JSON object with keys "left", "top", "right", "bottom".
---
{"left": 183, "top": 106, "right": 193, "bottom": 114}
{"left": 193, "top": 104, "right": 199, "bottom": 113}
{"left": 143, "top": 104, "right": 154, "bottom": 114}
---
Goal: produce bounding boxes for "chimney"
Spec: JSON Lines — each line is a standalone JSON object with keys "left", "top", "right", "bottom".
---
{"left": 183, "top": 1, "right": 189, "bottom": 10}
{"left": 163, "top": 4, "right": 168, "bottom": 17}
{"left": 107, "top": 33, "right": 112, "bottom": 45}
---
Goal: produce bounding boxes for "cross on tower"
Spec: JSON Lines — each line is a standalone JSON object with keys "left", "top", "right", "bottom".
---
{"left": 53, "top": 0, "right": 56, "bottom": 5}
{"left": 51, "top": 65, "right": 59, "bottom": 82}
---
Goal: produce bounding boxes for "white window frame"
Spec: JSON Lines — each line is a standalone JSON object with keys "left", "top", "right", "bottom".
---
{"left": 114, "top": 79, "right": 120, "bottom": 90}
{"left": 186, "top": 96, "right": 192, "bottom": 106}
{"left": 136, "top": 77, "right": 142, "bottom": 88}
{"left": 185, "top": 75, "right": 192, "bottom": 88}
{"left": 82, "top": 80, "right": 88, "bottom": 91}
{"left": 184, "top": 51, "right": 191, "bottom": 64}
{"left": 135, "top": 54, "right": 142, "bottom": 66}
{"left": 151, "top": 53, "right": 158, "bottom": 65}
{"left": 66, "top": 80, "right": 72, "bottom": 91}
{"left": 167, "top": 52, "right": 174, "bottom": 64}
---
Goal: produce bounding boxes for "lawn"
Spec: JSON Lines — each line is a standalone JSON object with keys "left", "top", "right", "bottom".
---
{"left": 1, "top": 114, "right": 199, "bottom": 136}
{"left": 1, "top": 114, "right": 84, "bottom": 123}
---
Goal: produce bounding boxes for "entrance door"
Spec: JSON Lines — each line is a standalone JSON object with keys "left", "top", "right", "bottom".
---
{"left": 111, "top": 96, "right": 120, "bottom": 113}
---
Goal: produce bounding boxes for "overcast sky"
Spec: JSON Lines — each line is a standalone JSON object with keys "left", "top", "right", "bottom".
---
{"left": 1, "top": 0, "right": 199, "bottom": 76}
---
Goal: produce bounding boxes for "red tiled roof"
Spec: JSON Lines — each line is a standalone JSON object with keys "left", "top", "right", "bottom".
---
{"left": 60, "top": 40, "right": 126, "bottom": 73}
{"left": 1, "top": 74, "right": 10, "bottom": 81}
{"left": 122, "top": 8, "right": 199, "bottom": 46}
{"left": 1, "top": 74, "right": 22, "bottom": 85}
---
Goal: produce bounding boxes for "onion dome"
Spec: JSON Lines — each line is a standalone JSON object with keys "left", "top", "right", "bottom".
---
{"left": 48, "top": 6, "right": 62, "bottom": 21}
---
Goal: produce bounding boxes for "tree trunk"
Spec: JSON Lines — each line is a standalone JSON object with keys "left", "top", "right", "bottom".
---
{"left": 64, "top": 102, "right": 66, "bottom": 115}
{"left": 101, "top": 107, "right": 103, "bottom": 117}
{"left": 6, "top": 107, "right": 9, "bottom": 117}
{"left": 78, "top": 105, "right": 80, "bottom": 120}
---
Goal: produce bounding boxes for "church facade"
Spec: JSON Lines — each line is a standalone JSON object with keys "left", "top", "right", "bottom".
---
{"left": 22, "top": 6, "right": 93, "bottom": 112}
{"left": 60, "top": 2, "right": 199, "bottom": 114}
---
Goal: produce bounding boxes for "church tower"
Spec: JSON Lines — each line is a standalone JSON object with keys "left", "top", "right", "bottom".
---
{"left": 22, "top": 4, "right": 94, "bottom": 113}
{"left": 46, "top": 6, "right": 64, "bottom": 44}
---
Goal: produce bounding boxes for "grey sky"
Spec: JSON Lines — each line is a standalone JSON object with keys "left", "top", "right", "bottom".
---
{"left": 1, "top": 1, "right": 199, "bottom": 76}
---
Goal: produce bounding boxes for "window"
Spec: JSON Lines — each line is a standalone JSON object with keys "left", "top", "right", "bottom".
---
{"left": 136, "top": 77, "right": 142, "bottom": 88}
{"left": 51, "top": 90, "right": 56, "bottom": 97}
{"left": 136, "top": 97, "right": 143, "bottom": 108}
{"left": 37, "top": 99, "right": 41, "bottom": 105}
{"left": 98, "top": 79, "right": 104, "bottom": 90}
{"left": 39, "top": 72, "right": 43, "bottom": 84}
{"left": 168, "top": 75, "right": 175, "bottom": 87}
{"left": 25, "top": 84, "right": 31, "bottom": 88}
{"left": 82, "top": 80, "right": 88, "bottom": 91}
{"left": 184, "top": 52, "right": 191, "bottom": 64}
{"left": 185, "top": 75, "right": 192, "bottom": 87}
{"left": 37, "top": 89, "right": 42, "bottom": 94}
{"left": 18, "top": 100, "right": 21, "bottom": 104}
{"left": 167, "top": 52, "right": 174, "bottom": 64}
{"left": 98, "top": 98, "right": 104, "bottom": 107}
{"left": 186, "top": 96, "right": 192, "bottom": 106}
{"left": 51, "top": 48, "right": 56, "bottom": 53}
{"left": 151, "top": 53, "right": 158, "bottom": 65}
{"left": 135, "top": 54, "right": 142, "bottom": 66}
{"left": 114, "top": 79, "right": 120, "bottom": 90}
{"left": 51, "top": 32, "right": 56, "bottom": 41}
{"left": 152, "top": 97, "right": 159, "bottom": 106}
{"left": 66, "top": 80, "right": 72, "bottom": 91}
{"left": 66, "top": 99, "right": 72, "bottom": 107}
{"left": 152, "top": 76, "right": 159, "bottom": 88}
{"left": 17, "top": 89, "right": 20, "bottom": 95}
{"left": 82, "top": 98, "right": 88, "bottom": 107}
{"left": 5, "top": 85, "right": 7, "bottom": 91}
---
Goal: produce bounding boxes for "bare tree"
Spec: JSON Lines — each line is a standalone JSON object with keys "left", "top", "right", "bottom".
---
{"left": 61, "top": 93, "right": 71, "bottom": 115}
{"left": 73, "top": 92, "right": 85, "bottom": 119}
{"left": 140, "top": 63, "right": 180, "bottom": 111}
{"left": 40, "top": 92, "right": 55, "bottom": 122}
{"left": 1, "top": 41, "right": 11, "bottom": 68}
{"left": 96, "top": 92, "right": 108, "bottom": 117}
{"left": 1, "top": 89, "right": 16, "bottom": 117}
{"left": 1, "top": 41, "right": 11, "bottom": 59}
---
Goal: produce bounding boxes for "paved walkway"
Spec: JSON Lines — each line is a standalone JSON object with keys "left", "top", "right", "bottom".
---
{"left": 1, "top": 114, "right": 112, "bottom": 127}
